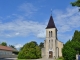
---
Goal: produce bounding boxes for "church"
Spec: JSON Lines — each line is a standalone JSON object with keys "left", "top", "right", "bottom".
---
{"left": 41, "top": 15, "right": 63, "bottom": 59}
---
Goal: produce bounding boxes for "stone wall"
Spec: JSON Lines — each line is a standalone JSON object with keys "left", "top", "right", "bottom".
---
{"left": 41, "top": 48, "right": 45, "bottom": 58}
{"left": 57, "top": 40, "right": 63, "bottom": 57}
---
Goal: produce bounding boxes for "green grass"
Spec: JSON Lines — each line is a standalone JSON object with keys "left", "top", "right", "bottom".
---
{"left": 17, "top": 58, "right": 41, "bottom": 60}
{"left": 57, "top": 58, "right": 63, "bottom": 60}
{"left": 57, "top": 59, "right": 63, "bottom": 60}
{"left": 17, "top": 58, "right": 43, "bottom": 60}
{"left": 17, "top": 58, "right": 63, "bottom": 60}
{"left": 57, "top": 59, "right": 62, "bottom": 60}
{"left": 17, "top": 59, "right": 63, "bottom": 60}
{"left": 17, "top": 59, "right": 31, "bottom": 60}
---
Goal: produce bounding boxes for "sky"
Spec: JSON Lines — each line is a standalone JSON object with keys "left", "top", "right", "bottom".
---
{"left": 0, "top": 0, "right": 80, "bottom": 49}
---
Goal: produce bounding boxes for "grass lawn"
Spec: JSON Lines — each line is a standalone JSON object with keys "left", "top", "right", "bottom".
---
{"left": 17, "top": 59, "right": 62, "bottom": 60}
{"left": 17, "top": 58, "right": 63, "bottom": 60}
{"left": 57, "top": 59, "right": 63, "bottom": 60}
{"left": 17, "top": 59, "right": 31, "bottom": 60}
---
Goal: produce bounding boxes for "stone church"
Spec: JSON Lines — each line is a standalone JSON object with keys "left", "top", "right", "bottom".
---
{"left": 41, "top": 15, "right": 63, "bottom": 59}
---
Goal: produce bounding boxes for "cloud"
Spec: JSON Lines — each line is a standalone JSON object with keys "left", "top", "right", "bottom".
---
{"left": 58, "top": 33, "right": 72, "bottom": 43}
{"left": 18, "top": 3, "right": 38, "bottom": 16}
{"left": 0, "top": 4, "right": 80, "bottom": 44}
{"left": 0, "top": 2, "right": 46, "bottom": 39}
{"left": 0, "top": 18, "right": 46, "bottom": 38}
{"left": 53, "top": 7, "right": 80, "bottom": 33}
{"left": 14, "top": 44, "right": 23, "bottom": 48}
{"left": 37, "top": 30, "right": 46, "bottom": 39}
{"left": 52, "top": 7, "right": 80, "bottom": 43}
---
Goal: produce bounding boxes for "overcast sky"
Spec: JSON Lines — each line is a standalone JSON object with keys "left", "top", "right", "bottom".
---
{"left": 0, "top": 0, "right": 80, "bottom": 48}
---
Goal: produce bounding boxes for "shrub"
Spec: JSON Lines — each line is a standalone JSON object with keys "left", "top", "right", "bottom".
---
{"left": 18, "top": 41, "right": 41, "bottom": 59}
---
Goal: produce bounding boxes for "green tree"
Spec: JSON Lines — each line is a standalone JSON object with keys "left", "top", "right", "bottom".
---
{"left": 18, "top": 41, "right": 41, "bottom": 59}
{"left": 9, "top": 45, "right": 19, "bottom": 55}
{"left": 72, "top": 30, "right": 80, "bottom": 42}
{"left": 62, "top": 30, "right": 80, "bottom": 60}
{"left": 39, "top": 42, "right": 44, "bottom": 49}
{"left": 9, "top": 45, "right": 15, "bottom": 49}
{"left": 71, "top": 0, "right": 80, "bottom": 7}
{"left": 1, "top": 42, "right": 7, "bottom": 46}
{"left": 62, "top": 40, "right": 76, "bottom": 60}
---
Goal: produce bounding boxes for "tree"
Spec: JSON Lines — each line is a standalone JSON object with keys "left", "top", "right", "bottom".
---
{"left": 18, "top": 41, "right": 41, "bottom": 59}
{"left": 39, "top": 42, "right": 44, "bottom": 49}
{"left": 9, "top": 45, "right": 19, "bottom": 55}
{"left": 62, "top": 40, "right": 76, "bottom": 60}
{"left": 72, "top": 30, "right": 80, "bottom": 42}
{"left": 71, "top": 0, "right": 80, "bottom": 11}
{"left": 71, "top": 0, "right": 80, "bottom": 7}
{"left": 9, "top": 45, "right": 15, "bottom": 49}
{"left": 62, "top": 30, "right": 80, "bottom": 60}
{"left": 1, "top": 42, "right": 7, "bottom": 46}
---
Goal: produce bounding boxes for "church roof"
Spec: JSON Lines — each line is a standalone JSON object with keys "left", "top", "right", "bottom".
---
{"left": 46, "top": 15, "right": 56, "bottom": 29}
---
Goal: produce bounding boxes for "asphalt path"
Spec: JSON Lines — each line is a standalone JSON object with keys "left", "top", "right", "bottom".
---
{"left": 0, "top": 58, "right": 17, "bottom": 60}
{"left": 0, "top": 59, "right": 13, "bottom": 60}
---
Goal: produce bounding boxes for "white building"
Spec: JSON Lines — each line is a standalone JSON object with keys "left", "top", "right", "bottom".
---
{"left": 41, "top": 15, "right": 63, "bottom": 59}
{"left": 0, "top": 45, "right": 17, "bottom": 58}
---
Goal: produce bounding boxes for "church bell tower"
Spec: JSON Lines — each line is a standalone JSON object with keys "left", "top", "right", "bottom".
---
{"left": 45, "top": 15, "right": 57, "bottom": 58}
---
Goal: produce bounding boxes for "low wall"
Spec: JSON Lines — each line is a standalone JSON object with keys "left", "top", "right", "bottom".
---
{"left": 0, "top": 55, "right": 17, "bottom": 58}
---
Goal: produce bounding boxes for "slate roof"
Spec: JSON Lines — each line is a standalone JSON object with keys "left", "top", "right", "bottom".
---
{"left": 46, "top": 15, "right": 56, "bottom": 29}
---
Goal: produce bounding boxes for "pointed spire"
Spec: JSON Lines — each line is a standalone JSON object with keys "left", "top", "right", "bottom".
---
{"left": 46, "top": 15, "right": 56, "bottom": 29}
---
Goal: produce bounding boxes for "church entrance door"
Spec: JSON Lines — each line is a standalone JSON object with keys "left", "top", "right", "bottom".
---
{"left": 49, "top": 51, "right": 53, "bottom": 58}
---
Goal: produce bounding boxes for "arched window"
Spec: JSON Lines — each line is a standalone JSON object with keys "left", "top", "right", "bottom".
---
{"left": 49, "top": 40, "right": 50, "bottom": 48}
{"left": 51, "top": 31, "right": 52, "bottom": 37}
{"left": 57, "top": 47, "right": 59, "bottom": 57}
{"left": 51, "top": 40, "right": 53, "bottom": 49}
{"left": 49, "top": 31, "right": 50, "bottom": 37}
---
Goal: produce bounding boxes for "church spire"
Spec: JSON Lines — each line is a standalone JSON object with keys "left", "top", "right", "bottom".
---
{"left": 46, "top": 15, "right": 56, "bottom": 29}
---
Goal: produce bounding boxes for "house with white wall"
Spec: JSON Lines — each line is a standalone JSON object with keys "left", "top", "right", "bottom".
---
{"left": 0, "top": 45, "right": 17, "bottom": 58}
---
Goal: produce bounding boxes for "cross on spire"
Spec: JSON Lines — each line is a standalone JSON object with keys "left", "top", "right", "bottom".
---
{"left": 51, "top": 9, "right": 52, "bottom": 15}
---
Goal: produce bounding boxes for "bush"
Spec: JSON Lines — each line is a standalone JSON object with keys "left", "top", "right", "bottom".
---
{"left": 18, "top": 41, "right": 41, "bottom": 59}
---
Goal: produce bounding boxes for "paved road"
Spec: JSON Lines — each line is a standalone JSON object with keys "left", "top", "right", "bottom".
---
{"left": 0, "top": 58, "right": 55, "bottom": 60}
{"left": 0, "top": 59, "right": 13, "bottom": 60}
{"left": 0, "top": 58, "right": 17, "bottom": 60}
